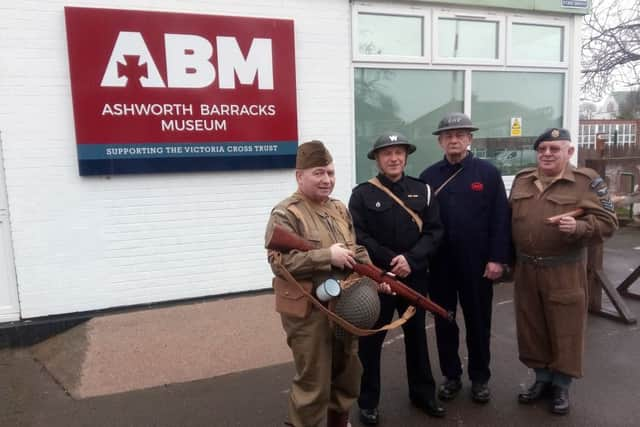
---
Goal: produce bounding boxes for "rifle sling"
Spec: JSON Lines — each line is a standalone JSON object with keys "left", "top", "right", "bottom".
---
{"left": 368, "top": 177, "right": 423, "bottom": 232}
{"left": 275, "top": 261, "right": 415, "bottom": 336}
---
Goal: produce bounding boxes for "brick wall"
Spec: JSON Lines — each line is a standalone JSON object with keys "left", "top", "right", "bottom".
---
{"left": 0, "top": 0, "right": 355, "bottom": 318}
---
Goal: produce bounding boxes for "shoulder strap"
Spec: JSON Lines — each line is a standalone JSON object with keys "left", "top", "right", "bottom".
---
{"left": 434, "top": 167, "right": 464, "bottom": 196}
{"left": 368, "top": 177, "right": 423, "bottom": 232}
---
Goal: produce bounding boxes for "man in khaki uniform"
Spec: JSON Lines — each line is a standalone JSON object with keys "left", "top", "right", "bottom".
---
{"left": 265, "top": 141, "right": 374, "bottom": 427}
{"left": 510, "top": 128, "right": 618, "bottom": 415}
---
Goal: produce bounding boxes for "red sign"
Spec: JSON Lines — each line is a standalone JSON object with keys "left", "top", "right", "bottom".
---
{"left": 64, "top": 7, "right": 298, "bottom": 175}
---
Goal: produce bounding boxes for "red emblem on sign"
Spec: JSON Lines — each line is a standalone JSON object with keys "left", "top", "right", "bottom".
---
{"left": 471, "top": 182, "right": 484, "bottom": 191}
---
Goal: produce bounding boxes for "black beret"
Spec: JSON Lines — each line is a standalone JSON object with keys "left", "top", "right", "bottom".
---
{"left": 534, "top": 128, "right": 571, "bottom": 150}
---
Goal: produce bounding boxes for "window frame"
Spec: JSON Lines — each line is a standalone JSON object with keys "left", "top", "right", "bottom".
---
{"left": 351, "top": 2, "right": 575, "bottom": 181}
{"left": 352, "top": 4, "right": 431, "bottom": 64}
{"left": 431, "top": 9, "right": 505, "bottom": 66}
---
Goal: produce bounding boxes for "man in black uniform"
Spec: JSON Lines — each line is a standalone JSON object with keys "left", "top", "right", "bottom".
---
{"left": 349, "top": 132, "right": 445, "bottom": 425}
{"left": 420, "top": 113, "right": 511, "bottom": 404}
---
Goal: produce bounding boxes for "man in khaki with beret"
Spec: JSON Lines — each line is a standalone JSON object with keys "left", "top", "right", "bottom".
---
{"left": 265, "top": 141, "right": 379, "bottom": 427}
{"left": 510, "top": 128, "right": 618, "bottom": 415}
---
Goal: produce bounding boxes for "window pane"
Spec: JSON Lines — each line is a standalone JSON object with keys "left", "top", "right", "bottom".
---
{"left": 354, "top": 69, "right": 464, "bottom": 183}
{"left": 512, "top": 23, "right": 564, "bottom": 62}
{"left": 438, "top": 18, "right": 498, "bottom": 59}
{"left": 358, "top": 13, "right": 423, "bottom": 56}
{"left": 471, "top": 71, "right": 564, "bottom": 174}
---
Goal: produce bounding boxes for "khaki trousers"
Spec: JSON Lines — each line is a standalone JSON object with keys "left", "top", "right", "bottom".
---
{"left": 514, "top": 261, "right": 588, "bottom": 378}
{"left": 281, "top": 308, "right": 362, "bottom": 427}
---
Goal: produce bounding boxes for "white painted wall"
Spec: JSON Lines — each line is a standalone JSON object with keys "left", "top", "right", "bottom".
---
{"left": 0, "top": 0, "right": 355, "bottom": 318}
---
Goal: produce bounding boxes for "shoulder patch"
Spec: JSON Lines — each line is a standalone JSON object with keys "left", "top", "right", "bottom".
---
{"left": 574, "top": 167, "right": 600, "bottom": 181}
{"left": 600, "top": 198, "right": 615, "bottom": 212}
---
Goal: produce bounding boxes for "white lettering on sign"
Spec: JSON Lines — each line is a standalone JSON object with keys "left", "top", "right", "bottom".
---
{"left": 101, "top": 32, "right": 274, "bottom": 89}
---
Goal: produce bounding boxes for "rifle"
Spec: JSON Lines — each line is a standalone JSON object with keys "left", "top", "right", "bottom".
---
{"left": 266, "top": 224, "right": 454, "bottom": 321}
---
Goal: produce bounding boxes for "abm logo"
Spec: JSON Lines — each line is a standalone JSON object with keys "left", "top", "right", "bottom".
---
{"left": 101, "top": 32, "right": 274, "bottom": 89}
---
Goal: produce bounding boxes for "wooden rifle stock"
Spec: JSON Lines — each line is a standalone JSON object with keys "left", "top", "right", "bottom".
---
{"left": 266, "top": 224, "right": 453, "bottom": 321}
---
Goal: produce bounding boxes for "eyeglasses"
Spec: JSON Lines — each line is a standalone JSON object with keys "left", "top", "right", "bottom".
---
{"left": 536, "top": 145, "right": 565, "bottom": 154}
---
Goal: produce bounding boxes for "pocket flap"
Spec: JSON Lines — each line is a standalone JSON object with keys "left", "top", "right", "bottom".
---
{"left": 511, "top": 191, "right": 534, "bottom": 201}
{"left": 548, "top": 289, "right": 585, "bottom": 305}
{"left": 546, "top": 194, "right": 578, "bottom": 206}
{"left": 273, "top": 276, "right": 312, "bottom": 301}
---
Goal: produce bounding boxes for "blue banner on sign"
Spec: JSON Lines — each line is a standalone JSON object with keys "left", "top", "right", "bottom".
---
{"left": 77, "top": 141, "right": 297, "bottom": 160}
{"left": 561, "top": 0, "right": 588, "bottom": 8}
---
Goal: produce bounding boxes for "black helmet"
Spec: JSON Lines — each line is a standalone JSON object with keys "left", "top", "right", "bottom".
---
{"left": 433, "top": 112, "right": 478, "bottom": 135}
{"left": 367, "top": 131, "right": 416, "bottom": 159}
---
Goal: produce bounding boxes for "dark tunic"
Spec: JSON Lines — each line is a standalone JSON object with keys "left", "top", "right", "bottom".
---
{"left": 420, "top": 152, "right": 511, "bottom": 383}
{"left": 349, "top": 173, "right": 443, "bottom": 408}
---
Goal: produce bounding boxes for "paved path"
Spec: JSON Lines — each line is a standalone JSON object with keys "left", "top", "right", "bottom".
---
{"left": 1, "top": 226, "right": 639, "bottom": 426}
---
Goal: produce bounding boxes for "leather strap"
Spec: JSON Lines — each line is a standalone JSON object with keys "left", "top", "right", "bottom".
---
{"left": 275, "top": 260, "right": 415, "bottom": 336}
{"left": 368, "top": 177, "right": 423, "bottom": 232}
{"left": 434, "top": 167, "right": 464, "bottom": 195}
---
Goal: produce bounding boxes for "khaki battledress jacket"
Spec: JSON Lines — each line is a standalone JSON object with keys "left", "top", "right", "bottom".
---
{"left": 510, "top": 166, "right": 618, "bottom": 378}
{"left": 265, "top": 191, "right": 370, "bottom": 427}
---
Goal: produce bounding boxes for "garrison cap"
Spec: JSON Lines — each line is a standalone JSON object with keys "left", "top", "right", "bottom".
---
{"left": 367, "top": 131, "right": 416, "bottom": 159}
{"left": 533, "top": 128, "right": 572, "bottom": 150}
{"left": 433, "top": 112, "right": 478, "bottom": 135}
{"left": 296, "top": 140, "right": 333, "bottom": 169}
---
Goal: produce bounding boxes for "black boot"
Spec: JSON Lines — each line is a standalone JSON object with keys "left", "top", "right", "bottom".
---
{"left": 518, "top": 381, "right": 552, "bottom": 404}
{"left": 471, "top": 382, "right": 491, "bottom": 404}
{"left": 358, "top": 408, "right": 378, "bottom": 425}
{"left": 438, "top": 378, "right": 462, "bottom": 401}
{"left": 550, "top": 386, "right": 570, "bottom": 415}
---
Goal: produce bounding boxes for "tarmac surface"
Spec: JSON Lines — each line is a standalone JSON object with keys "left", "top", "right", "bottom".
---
{"left": 1, "top": 225, "right": 639, "bottom": 427}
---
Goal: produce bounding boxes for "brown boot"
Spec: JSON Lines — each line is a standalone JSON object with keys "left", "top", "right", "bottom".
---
{"left": 327, "top": 409, "right": 350, "bottom": 427}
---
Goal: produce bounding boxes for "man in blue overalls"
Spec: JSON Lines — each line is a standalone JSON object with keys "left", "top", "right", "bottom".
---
{"left": 420, "top": 113, "right": 511, "bottom": 404}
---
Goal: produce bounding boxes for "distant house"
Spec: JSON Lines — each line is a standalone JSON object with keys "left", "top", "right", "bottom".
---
{"left": 580, "top": 91, "right": 638, "bottom": 120}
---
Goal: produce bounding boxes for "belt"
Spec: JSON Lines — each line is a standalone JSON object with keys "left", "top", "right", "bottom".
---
{"left": 517, "top": 250, "right": 585, "bottom": 267}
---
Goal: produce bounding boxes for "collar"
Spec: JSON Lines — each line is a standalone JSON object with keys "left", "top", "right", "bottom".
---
{"left": 441, "top": 151, "right": 473, "bottom": 171}
{"left": 523, "top": 165, "right": 577, "bottom": 183}
{"left": 377, "top": 172, "right": 406, "bottom": 189}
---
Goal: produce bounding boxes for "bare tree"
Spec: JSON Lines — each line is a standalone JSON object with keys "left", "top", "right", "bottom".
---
{"left": 581, "top": 0, "right": 640, "bottom": 98}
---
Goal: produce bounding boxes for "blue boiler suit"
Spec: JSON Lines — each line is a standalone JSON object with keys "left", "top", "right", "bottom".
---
{"left": 420, "top": 152, "right": 511, "bottom": 384}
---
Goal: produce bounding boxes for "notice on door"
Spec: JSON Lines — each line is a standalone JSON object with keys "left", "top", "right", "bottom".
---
{"left": 510, "top": 117, "right": 522, "bottom": 137}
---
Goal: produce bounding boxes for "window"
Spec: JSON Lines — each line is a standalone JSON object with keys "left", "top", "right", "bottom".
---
{"left": 433, "top": 12, "right": 504, "bottom": 64}
{"left": 438, "top": 18, "right": 498, "bottom": 59}
{"left": 354, "top": 68, "right": 463, "bottom": 183}
{"left": 354, "top": 11, "right": 428, "bottom": 61}
{"left": 511, "top": 23, "right": 564, "bottom": 62}
{"left": 471, "top": 71, "right": 564, "bottom": 174}
{"left": 352, "top": 3, "right": 572, "bottom": 178}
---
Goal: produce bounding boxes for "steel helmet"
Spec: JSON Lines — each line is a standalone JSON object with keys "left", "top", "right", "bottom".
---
{"left": 433, "top": 112, "right": 478, "bottom": 135}
{"left": 367, "top": 131, "right": 416, "bottom": 159}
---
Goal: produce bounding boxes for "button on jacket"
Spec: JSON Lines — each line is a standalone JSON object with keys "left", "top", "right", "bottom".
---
{"left": 349, "top": 173, "right": 443, "bottom": 283}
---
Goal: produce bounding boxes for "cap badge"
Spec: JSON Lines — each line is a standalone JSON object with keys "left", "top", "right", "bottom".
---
{"left": 375, "top": 201, "right": 381, "bottom": 208}
{"left": 388, "top": 135, "right": 398, "bottom": 142}
{"left": 551, "top": 129, "right": 560, "bottom": 138}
